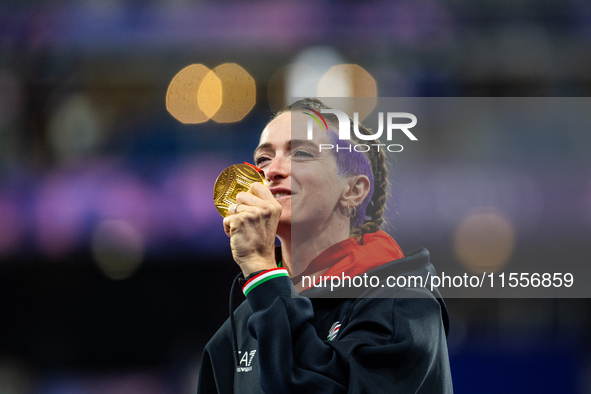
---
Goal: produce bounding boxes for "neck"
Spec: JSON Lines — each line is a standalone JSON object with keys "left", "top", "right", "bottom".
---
{"left": 277, "top": 219, "right": 351, "bottom": 278}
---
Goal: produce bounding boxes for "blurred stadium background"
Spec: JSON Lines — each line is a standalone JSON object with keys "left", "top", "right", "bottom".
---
{"left": 1, "top": 0, "right": 591, "bottom": 392}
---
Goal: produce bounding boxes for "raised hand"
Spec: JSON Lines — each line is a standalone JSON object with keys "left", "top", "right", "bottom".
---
{"left": 224, "top": 183, "right": 282, "bottom": 276}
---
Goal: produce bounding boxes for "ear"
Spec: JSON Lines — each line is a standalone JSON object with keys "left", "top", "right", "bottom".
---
{"left": 339, "top": 175, "right": 371, "bottom": 210}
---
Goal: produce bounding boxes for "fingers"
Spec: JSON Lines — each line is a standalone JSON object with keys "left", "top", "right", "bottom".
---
{"left": 227, "top": 202, "right": 247, "bottom": 216}
{"left": 225, "top": 183, "right": 281, "bottom": 237}
{"left": 223, "top": 201, "right": 273, "bottom": 238}
{"left": 235, "top": 191, "right": 265, "bottom": 208}
{"left": 223, "top": 216, "right": 231, "bottom": 237}
{"left": 227, "top": 184, "right": 279, "bottom": 214}
{"left": 236, "top": 185, "right": 272, "bottom": 207}
{"left": 248, "top": 182, "right": 275, "bottom": 202}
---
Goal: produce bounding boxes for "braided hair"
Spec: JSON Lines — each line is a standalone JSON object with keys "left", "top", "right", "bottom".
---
{"left": 269, "top": 98, "right": 389, "bottom": 242}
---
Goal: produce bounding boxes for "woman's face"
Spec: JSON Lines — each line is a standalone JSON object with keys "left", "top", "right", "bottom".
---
{"left": 255, "top": 111, "right": 349, "bottom": 238}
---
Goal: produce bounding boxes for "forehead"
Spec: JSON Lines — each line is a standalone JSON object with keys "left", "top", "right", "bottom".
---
{"left": 259, "top": 111, "right": 331, "bottom": 146}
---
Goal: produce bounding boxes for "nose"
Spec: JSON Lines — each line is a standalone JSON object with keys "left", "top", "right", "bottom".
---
{"left": 264, "top": 154, "right": 290, "bottom": 183}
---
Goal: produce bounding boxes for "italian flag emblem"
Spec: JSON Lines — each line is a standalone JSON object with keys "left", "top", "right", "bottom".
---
{"left": 327, "top": 321, "right": 341, "bottom": 341}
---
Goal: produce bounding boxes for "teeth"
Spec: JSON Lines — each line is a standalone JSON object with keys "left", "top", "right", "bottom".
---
{"left": 273, "top": 192, "right": 290, "bottom": 198}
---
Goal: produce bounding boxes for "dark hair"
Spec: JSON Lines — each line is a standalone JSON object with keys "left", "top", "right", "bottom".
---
{"left": 268, "top": 98, "right": 389, "bottom": 242}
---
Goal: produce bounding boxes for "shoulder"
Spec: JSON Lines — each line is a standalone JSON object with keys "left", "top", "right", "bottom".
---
{"left": 350, "top": 287, "right": 448, "bottom": 351}
{"left": 348, "top": 286, "right": 442, "bottom": 322}
{"left": 389, "top": 287, "right": 446, "bottom": 331}
{"left": 339, "top": 286, "right": 446, "bottom": 349}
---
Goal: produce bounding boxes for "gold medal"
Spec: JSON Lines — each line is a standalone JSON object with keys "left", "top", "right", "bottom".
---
{"left": 213, "top": 163, "right": 265, "bottom": 217}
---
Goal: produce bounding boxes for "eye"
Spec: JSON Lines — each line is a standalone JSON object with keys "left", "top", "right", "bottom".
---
{"left": 293, "top": 150, "right": 314, "bottom": 158}
{"left": 255, "top": 156, "right": 271, "bottom": 166}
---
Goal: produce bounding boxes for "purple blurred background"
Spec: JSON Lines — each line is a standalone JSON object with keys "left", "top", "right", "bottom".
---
{"left": 1, "top": 0, "right": 591, "bottom": 393}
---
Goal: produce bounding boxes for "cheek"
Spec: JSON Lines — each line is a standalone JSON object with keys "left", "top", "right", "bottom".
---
{"left": 293, "top": 160, "right": 343, "bottom": 205}
{"left": 295, "top": 174, "right": 325, "bottom": 198}
{"left": 305, "top": 176, "right": 341, "bottom": 207}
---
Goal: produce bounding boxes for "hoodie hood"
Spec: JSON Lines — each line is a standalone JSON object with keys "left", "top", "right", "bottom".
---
{"left": 291, "top": 230, "right": 405, "bottom": 287}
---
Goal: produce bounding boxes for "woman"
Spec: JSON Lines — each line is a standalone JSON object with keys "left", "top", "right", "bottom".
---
{"left": 198, "top": 99, "right": 453, "bottom": 393}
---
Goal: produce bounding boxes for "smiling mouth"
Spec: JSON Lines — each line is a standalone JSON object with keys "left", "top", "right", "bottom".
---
{"left": 273, "top": 192, "right": 291, "bottom": 198}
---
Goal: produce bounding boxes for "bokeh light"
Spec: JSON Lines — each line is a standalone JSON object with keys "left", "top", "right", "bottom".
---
{"left": 167, "top": 63, "right": 255, "bottom": 124}
{"left": 166, "top": 64, "right": 213, "bottom": 124}
{"left": 453, "top": 207, "right": 516, "bottom": 274}
{"left": 270, "top": 60, "right": 377, "bottom": 118}
{"left": 208, "top": 63, "right": 256, "bottom": 123}
{"left": 92, "top": 220, "right": 144, "bottom": 280}
{"left": 197, "top": 69, "right": 223, "bottom": 118}
{"left": 317, "top": 64, "right": 377, "bottom": 120}
{"left": 48, "top": 94, "right": 103, "bottom": 161}
{"left": 286, "top": 47, "right": 345, "bottom": 101}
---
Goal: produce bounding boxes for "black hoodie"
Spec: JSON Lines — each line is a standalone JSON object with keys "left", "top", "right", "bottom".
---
{"left": 197, "top": 248, "right": 453, "bottom": 393}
